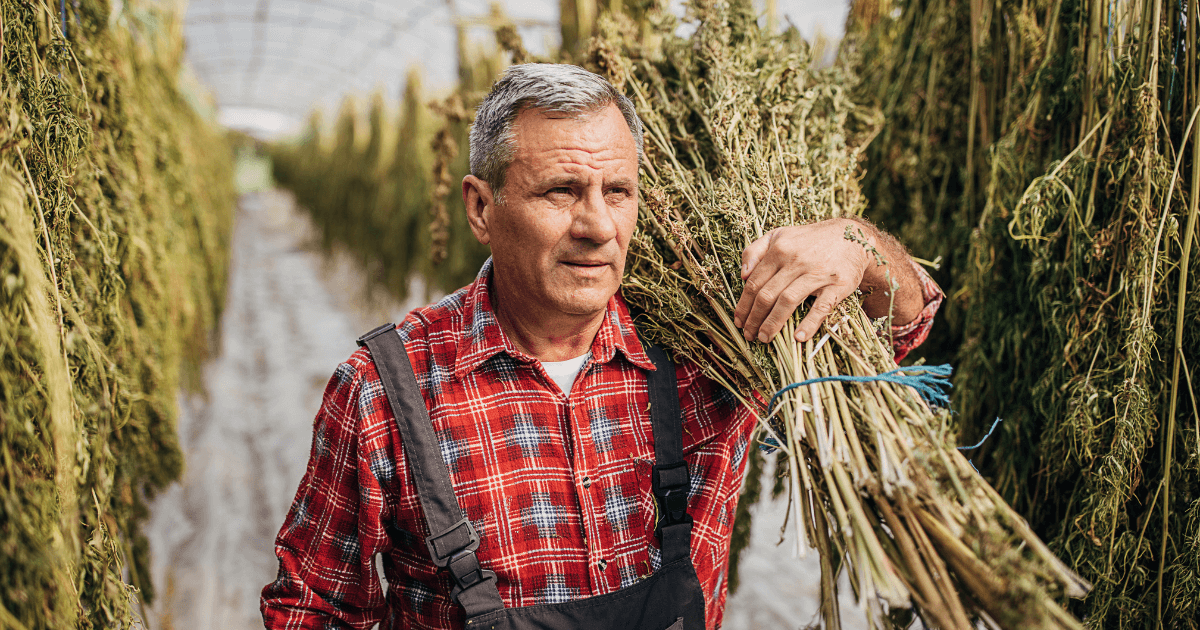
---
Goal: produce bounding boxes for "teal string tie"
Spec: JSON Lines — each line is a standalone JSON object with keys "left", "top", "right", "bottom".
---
{"left": 758, "top": 364, "right": 953, "bottom": 452}
{"left": 766, "top": 364, "right": 953, "bottom": 416}
{"left": 957, "top": 418, "right": 1002, "bottom": 472}
{"left": 958, "top": 418, "right": 1002, "bottom": 452}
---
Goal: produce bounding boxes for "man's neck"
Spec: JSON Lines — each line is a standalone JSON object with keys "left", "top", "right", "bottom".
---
{"left": 490, "top": 288, "right": 606, "bottom": 363}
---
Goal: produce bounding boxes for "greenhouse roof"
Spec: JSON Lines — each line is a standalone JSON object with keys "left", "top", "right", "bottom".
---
{"left": 182, "top": 0, "right": 849, "bottom": 136}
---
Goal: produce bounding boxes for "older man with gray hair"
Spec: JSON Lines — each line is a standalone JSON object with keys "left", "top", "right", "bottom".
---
{"left": 262, "top": 63, "right": 941, "bottom": 630}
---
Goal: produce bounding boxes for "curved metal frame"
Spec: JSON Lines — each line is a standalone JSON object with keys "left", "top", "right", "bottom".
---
{"left": 183, "top": 0, "right": 557, "bottom": 116}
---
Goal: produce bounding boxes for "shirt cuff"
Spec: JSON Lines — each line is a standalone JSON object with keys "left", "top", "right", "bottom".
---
{"left": 890, "top": 260, "right": 944, "bottom": 362}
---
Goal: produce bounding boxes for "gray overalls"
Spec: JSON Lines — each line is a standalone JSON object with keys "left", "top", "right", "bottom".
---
{"left": 357, "top": 323, "right": 707, "bottom": 630}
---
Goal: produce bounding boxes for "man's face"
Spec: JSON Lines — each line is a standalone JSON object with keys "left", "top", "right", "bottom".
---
{"left": 472, "top": 103, "right": 639, "bottom": 320}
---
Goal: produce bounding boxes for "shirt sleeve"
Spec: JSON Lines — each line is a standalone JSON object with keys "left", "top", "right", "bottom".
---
{"left": 889, "top": 260, "right": 944, "bottom": 362}
{"left": 261, "top": 356, "right": 392, "bottom": 629}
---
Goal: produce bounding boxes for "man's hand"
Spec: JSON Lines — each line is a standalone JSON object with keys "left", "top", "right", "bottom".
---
{"left": 732, "top": 218, "right": 924, "bottom": 344}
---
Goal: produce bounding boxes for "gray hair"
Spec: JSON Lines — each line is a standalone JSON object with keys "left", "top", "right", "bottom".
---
{"left": 469, "top": 63, "right": 644, "bottom": 198}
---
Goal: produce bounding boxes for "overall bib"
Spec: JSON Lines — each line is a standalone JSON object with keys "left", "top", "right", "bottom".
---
{"left": 358, "top": 324, "right": 707, "bottom": 630}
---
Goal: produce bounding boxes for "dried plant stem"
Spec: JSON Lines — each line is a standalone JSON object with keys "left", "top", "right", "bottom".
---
{"left": 601, "top": 3, "right": 1090, "bottom": 625}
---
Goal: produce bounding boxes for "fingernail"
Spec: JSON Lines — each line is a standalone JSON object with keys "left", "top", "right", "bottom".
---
{"left": 733, "top": 316, "right": 743, "bottom": 327}
{"left": 758, "top": 333, "right": 768, "bottom": 343}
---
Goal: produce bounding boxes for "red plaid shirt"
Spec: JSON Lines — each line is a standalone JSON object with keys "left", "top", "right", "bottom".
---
{"left": 261, "top": 259, "right": 941, "bottom": 630}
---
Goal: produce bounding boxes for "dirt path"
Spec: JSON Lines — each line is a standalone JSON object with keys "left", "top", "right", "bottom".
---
{"left": 142, "top": 189, "right": 866, "bottom": 629}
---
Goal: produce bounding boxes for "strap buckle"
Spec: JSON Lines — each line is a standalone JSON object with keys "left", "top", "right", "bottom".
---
{"left": 447, "top": 551, "right": 498, "bottom": 604}
{"left": 425, "top": 517, "right": 480, "bottom": 567}
{"left": 652, "top": 461, "right": 692, "bottom": 529}
{"left": 356, "top": 323, "right": 396, "bottom": 347}
{"left": 426, "top": 518, "right": 498, "bottom": 606}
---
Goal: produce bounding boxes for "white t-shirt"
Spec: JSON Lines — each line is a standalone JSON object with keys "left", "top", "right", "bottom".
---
{"left": 540, "top": 353, "right": 590, "bottom": 396}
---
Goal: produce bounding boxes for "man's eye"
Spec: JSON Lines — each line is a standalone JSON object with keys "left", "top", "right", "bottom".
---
{"left": 546, "top": 187, "right": 573, "bottom": 196}
{"left": 606, "top": 188, "right": 631, "bottom": 198}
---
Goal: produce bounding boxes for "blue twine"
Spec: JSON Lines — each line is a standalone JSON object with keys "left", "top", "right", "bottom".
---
{"left": 766, "top": 364, "right": 954, "bottom": 416}
{"left": 958, "top": 418, "right": 1002, "bottom": 452}
{"left": 957, "top": 418, "right": 1003, "bottom": 472}
{"left": 757, "top": 365, "right": 953, "bottom": 453}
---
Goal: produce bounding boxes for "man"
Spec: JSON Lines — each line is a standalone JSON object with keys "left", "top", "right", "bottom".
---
{"left": 261, "top": 64, "right": 941, "bottom": 630}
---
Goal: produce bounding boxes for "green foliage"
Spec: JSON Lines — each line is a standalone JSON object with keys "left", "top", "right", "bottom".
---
{"left": 0, "top": 1, "right": 235, "bottom": 626}
{"left": 850, "top": 0, "right": 975, "bottom": 367}
{"left": 271, "top": 62, "right": 493, "bottom": 301}
{"left": 852, "top": 0, "right": 1200, "bottom": 626}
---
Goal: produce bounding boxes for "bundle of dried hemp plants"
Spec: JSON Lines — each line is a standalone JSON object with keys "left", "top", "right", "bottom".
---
{"left": 584, "top": 1, "right": 1090, "bottom": 627}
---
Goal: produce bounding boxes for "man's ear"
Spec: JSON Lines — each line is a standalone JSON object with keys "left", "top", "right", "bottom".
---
{"left": 463, "top": 175, "right": 495, "bottom": 245}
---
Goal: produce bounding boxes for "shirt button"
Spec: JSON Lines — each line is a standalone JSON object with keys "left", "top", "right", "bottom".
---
{"left": 582, "top": 476, "right": 591, "bottom": 488}
{"left": 598, "top": 559, "right": 607, "bottom": 571}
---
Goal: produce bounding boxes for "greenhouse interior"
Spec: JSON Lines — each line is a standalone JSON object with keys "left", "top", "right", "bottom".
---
{"left": 1, "top": 0, "right": 1197, "bottom": 628}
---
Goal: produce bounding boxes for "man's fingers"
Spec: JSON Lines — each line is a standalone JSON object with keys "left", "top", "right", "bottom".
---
{"left": 735, "top": 258, "right": 799, "bottom": 336}
{"left": 755, "top": 279, "right": 824, "bottom": 343}
{"left": 733, "top": 253, "right": 781, "bottom": 328}
{"left": 794, "top": 288, "right": 847, "bottom": 342}
{"left": 737, "top": 270, "right": 792, "bottom": 340}
{"left": 740, "top": 229, "right": 776, "bottom": 280}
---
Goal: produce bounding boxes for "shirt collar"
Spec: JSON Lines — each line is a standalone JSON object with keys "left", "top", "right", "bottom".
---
{"left": 453, "top": 258, "right": 656, "bottom": 380}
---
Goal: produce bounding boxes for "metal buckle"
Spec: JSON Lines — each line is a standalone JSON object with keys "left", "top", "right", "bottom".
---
{"left": 425, "top": 517, "right": 480, "bottom": 567}
{"left": 356, "top": 323, "right": 396, "bottom": 347}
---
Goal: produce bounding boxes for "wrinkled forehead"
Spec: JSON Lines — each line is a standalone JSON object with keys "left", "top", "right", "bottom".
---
{"left": 508, "top": 104, "right": 639, "bottom": 165}
{"left": 508, "top": 101, "right": 622, "bottom": 138}
{"left": 516, "top": 102, "right": 643, "bottom": 147}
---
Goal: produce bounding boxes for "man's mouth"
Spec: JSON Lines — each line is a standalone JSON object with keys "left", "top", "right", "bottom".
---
{"left": 562, "top": 261, "right": 608, "bottom": 268}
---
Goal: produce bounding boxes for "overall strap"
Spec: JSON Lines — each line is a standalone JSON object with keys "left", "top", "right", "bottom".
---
{"left": 356, "top": 324, "right": 504, "bottom": 618}
{"left": 641, "top": 341, "right": 694, "bottom": 564}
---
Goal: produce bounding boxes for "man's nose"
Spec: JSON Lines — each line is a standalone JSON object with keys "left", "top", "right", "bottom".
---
{"left": 570, "top": 186, "right": 618, "bottom": 243}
